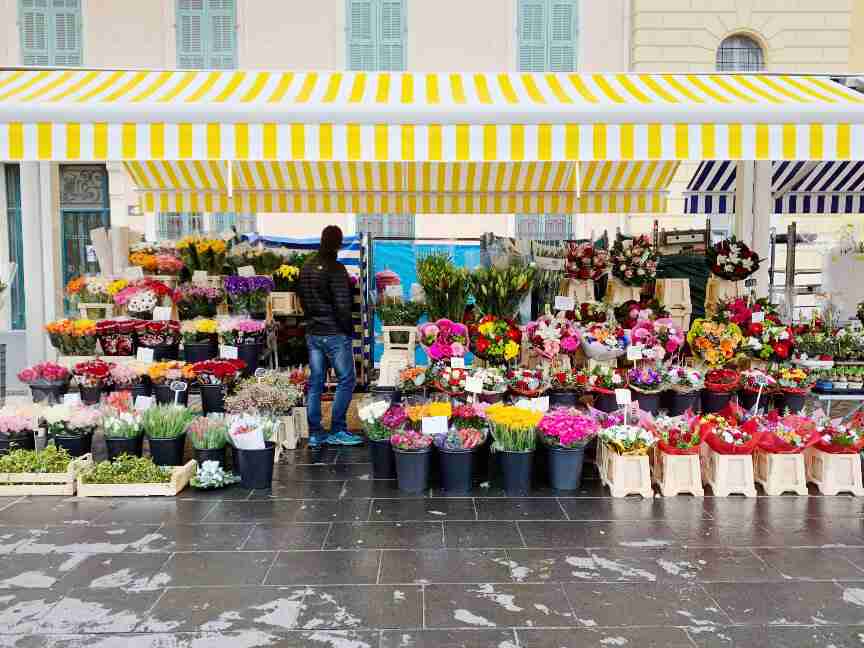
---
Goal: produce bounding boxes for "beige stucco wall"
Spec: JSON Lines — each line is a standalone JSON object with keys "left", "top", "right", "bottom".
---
{"left": 579, "top": 0, "right": 629, "bottom": 72}
{"left": 83, "top": 0, "right": 170, "bottom": 68}
{"left": 0, "top": 0, "right": 19, "bottom": 66}
{"left": 852, "top": 0, "right": 864, "bottom": 71}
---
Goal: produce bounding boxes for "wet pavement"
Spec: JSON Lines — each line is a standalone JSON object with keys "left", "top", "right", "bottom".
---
{"left": 0, "top": 445, "right": 864, "bottom": 647}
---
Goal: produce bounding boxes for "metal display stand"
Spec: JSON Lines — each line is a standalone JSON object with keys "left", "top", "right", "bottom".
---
{"left": 768, "top": 222, "right": 821, "bottom": 321}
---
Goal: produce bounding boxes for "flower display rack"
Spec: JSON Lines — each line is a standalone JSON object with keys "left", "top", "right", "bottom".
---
{"left": 651, "top": 448, "right": 704, "bottom": 497}
{"left": 76, "top": 459, "right": 196, "bottom": 497}
{"left": 77, "top": 303, "right": 115, "bottom": 320}
{"left": 804, "top": 448, "right": 864, "bottom": 496}
{"left": 700, "top": 445, "right": 757, "bottom": 497}
{"left": 378, "top": 326, "right": 417, "bottom": 388}
{"left": 598, "top": 442, "right": 654, "bottom": 498}
{"left": 604, "top": 277, "right": 642, "bottom": 306}
{"left": 0, "top": 454, "right": 93, "bottom": 496}
{"left": 753, "top": 450, "right": 808, "bottom": 496}
{"left": 559, "top": 278, "right": 596, "bottom": 304}
{"left": 270, "top": 292, "right": 303, "bottom": 316}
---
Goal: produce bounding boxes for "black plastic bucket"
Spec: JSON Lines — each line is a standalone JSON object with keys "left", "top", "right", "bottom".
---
{"left": 368, "top": 438, "right": 396, "bottom": 479}
{"left": 701, "top": 390, "right": 732, "bottom": 414}
{"left": 632, "top": 391, "right": 661, "bottom": 415}
{"left": 53, "top": 433, "right": 93, "bottom": 458}
{"left": 498, "top": 449, "right": 534, "bottom": 495}
{"left": 194, "top": 447, "right": 226, "bottom": 469}
{"left": 235, "top": 442, "right": 276, "bottom": 489}
{"left": 665, "top": 391, "right": 699, "bottom": 416}
{"left": 130, "top": 382, "right": 152, "bottom": 401}
{"left": 592, "top": 392, "right": 619, "bottom": 413}
{"left": 29, "top": 383, "right": 68, "bottom": 404}
{"left": 151, "top": 344, "right": 179, "bottom": 362}
{"left": 548, "top": 390, "right": 579, "bottom": 408}
{"left": 184, "top": 342, "right": 217, "bottom": 364}
{"left": 200, "top": 384, "right": 226, "bottom": 415}
{"left": 147, "top": 433, "right": 187, "bottom": 466}
{"left": 393, "top": 447, "right": 432, "bottom": 494}
{"left": 79, "top": 385, "right": 103, "bottom": 405}
{"left": 105, "top": 436, "right": 144, "bottom": 461}
{"left": 153, "top": 383, "right": 189, "bottom": 406}
{"left": 237, "top": 343, "right": 262, "bottom": 377}
{"left": 547, "top": 445, "right": 586, "bottom": 491}
{"left": 774, "top": 391, "right": 807, "bottom": 414}
{"left": 0, "top": 432, "right": 36, "bottom": 456}
{"left": 438, "top": 447, "right": 477, "bottom": 494}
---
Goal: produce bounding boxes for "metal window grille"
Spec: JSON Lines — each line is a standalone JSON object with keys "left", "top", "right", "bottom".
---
{"left": 157, "top": 213, "right": 204, "bottom": 240}
{"left": 516, "top": 214, "right": 573, "bottom": 240}
{"left": 716, "top": 34, "right": 764, "bottom": 72}
{"left": 356, "top": 214, "right": 414, "bottom": 238}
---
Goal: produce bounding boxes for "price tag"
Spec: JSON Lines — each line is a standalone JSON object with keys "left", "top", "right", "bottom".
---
{"left": 238, "top": 266, "right": 256, "bottom": 277}
{"left": 751, "top": 311, "right": 765, "bottom": 323}
{"left": 134, "top": 396, "right": 154, "bottom": 411}
{"left": 626, "top": 345, "right": 644, "bottom": 361}
{"left": 532, "top": 396, "right": 550, "bottom": 413}
{"left": 85, "top": 245, "right": 97, "bottom": 263}
{"left": 152, "top": 306, "right": 172, "bottom": 321}
{"left": 421, "top": 416, "right": 448, "bottom": 436}
{"left": 615, "top": 389, "right": 632, "bottom": 405}
{"left": 465, "top": 377, "right": 484, "bottom": 394}
{"left": 170, "top": 380, "right": 188, "bottom": 392}
{"left": 136, "top": 347, "right": 155, "bottom": 363}
{"left": 63, "top": 393, "right": 81, "bottom": 406}
{"left": 554, "top": 296, "right": 575, "bottom": 312}
{"left": 124, "top": 266, "right": 144, "bottom": 280}
{"left": 254, "top": 368, "right": 268, "bottom": 378}
{"left": 192, "top": 270, "right": 209, "bottom": 284}
{"left": 384, "top": 284, "right": 402, "bottom": 298}
{"left": 220, "top": 345, "right": 239, "bottom": 360}
{"left": 450, "top": 357, "right": 465, "bottom": 369}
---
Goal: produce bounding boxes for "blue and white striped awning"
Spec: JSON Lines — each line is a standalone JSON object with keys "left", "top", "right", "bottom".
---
{"left": 684, "top": 160, "right": 864, "bottom": 215}
{"left": 683, "top": 161, "right": 810, "bottom": 215}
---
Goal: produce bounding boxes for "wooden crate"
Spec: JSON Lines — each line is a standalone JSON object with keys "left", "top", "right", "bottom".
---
{"left": 804, "top": 448, "right": 864, "bottom": 496}
{"left": 654, "top": 279, "right": 691, "bottom": 312}
{"left": 77, "top": 303, "right": 115, "bottom": 320}
{"left": 604, "top": 278, "right": 642, "bottom": 306}
{"left": 753, "top": 450, "right": 808, "bottom": 496}
{"left": 559, "top": 278, "right": 596, "bottom": 304}
{"left": 599, "top": 443, "right": 654, "bottom": 498}
{"left": 0, "top": 454, "right": 93, "bottom": 496}
{"left": 651, "top": 448, "right": 704, "bottom": 497}
{"left": 76, "top": 460, "right": 196, "bottom": 497}
{"left": 270, "top": 292, "right": 303, "bottom": 316}
{"left": 700, "top": 445, "right": 757, "bottom": 497}
{"left": 704, "top": 276, "right": 742, "bottom": 318}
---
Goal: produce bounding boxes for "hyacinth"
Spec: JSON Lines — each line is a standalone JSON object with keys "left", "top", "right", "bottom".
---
{"left": 390, "top": 430, "right": 432, "bottom": 451}
{"left": 173, "top": 283, "right": 224, "bottom": 304}
{"left": 17, "top": 362, "right": 70, "bottom": 385}
{"left": 223, "top": 275, "right": 275, "bottom": 296}
{"left": 538, "top": 408, "right": 599, "bottom": 448}
{"left": 381, "top": 405, "right": 408, "bottom": 430}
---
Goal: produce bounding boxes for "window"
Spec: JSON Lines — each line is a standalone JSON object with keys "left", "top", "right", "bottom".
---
{"left": 177, "top": 0, "right": 237, "bottom": 69}
{"left": 516, "top": 215, "right": 572, "bottom": 241}
{"left": 517, "top": 0, "right": 578, "bottom": 73}
{"left": 346, "top": 0, "right": 405, "bottom": 71}
{"left": 356, "top": 214, "right": 414, "bottom": 238}
{"left": 209, "top": 213, "right": 254, "bottom": 235}
{"left": 716, "top": 34, "right": 764, "bottom": 72}
{"left": 4, "top": 165, "right": 25, "bottom": 330}
{"left": 157, "top": 213, "right": 204, "bottom": 240}
{"left": 19, "top": 0, "right": 82, "bottom": 66}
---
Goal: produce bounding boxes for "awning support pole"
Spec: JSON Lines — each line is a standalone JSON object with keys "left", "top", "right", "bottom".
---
{"left": 227, "top": 160, "right": 233, "bottom": 198}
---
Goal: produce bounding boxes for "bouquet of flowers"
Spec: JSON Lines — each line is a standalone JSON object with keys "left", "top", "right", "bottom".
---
{"left": 614, "top": 298, "right": 669, "bottom": 330}
{"left": 687, "top": 319, "right": 743, "bottom": 367}
{"left": 228, "top": 243, "right": 286, "bottom": 276}
{"left": 390, "top": 429, "right": 433, "bottom": 451}
{"left": 45, "top": 318, "right": 98, "bottom": 355}
{"left": 696, "top": 405, "right": 759, "bottom": 454}
{"left": 147, "top": 361, "right": 195, "bottom": 386}
{"left": 585, "top": 365, "right": 625, "bottom": 394}
{"left": 470, "top": 315, "right": 522, "bottom": 364}
{"left": 715, "top": 297, "right": 779, "bottom": 327}
{"left": 707, "top": 236, "right": 760, "bottom": 281}
{"left": 630, "top": 318, "right": 683, "bottom": 362}
{"left": 742, "top": 320, "right": 795, "bottom": 362}
{"left": 627, "top": 366, "right": 665, "bottom": 394}
{"left": 172, "top": 283, "right": 224, "bottom": 319}
{"left": 571, "top": 302, "right": 609, "bottom": 325}
{"left": 359, "top": 398, "right": 395, "bottom": 441}
{"left": 405, "top": 400, "right": 453, "bottom": 430}
{"left": 399, "top": 366, "right": 427, "bottom": 394}
{"left": 740, "top": 369, "right": 777, "bottom": 395}
{"left": 109, "top": 363, "right": 144, "bottom": 390}
{"left": 416, "top": 252, "right": 470, "bottom": 322}
{"left": 417, "top": 319, "right": 469, "bottom": 362}
{"left": 755, "top": 411, "right": 819, "bottom": 454}
{"left": 814, "top": 413, "right": 864, "bottom": 454}
{"left": 113, "top": 279, "right": 173, "bottom": 317}
{"left": 651, "top": 414, "right": 701, "bottom": 455}
{"left": 65, "top": 276, "right": 114, "bottom": 305}
{"left": 600, "top": 424, "right": 656, "bottom": 455}
{"left": 773, "top": 366, "right": 812, "bottom": 395}
{"left": 227, "top": 413, "right": 278, "bottom": 450}
{"left": 273, "top": 264, "right": 301, "bottom": 292}
{"left": 135, "top": 320, "right": 181, "bottom": 349}
{"left": 41, "top": 403, "right": 102, "bottom": 438}
{"left": 224, "top": 276, "right": 275, "bottom": 316}
{"left": 192, "top": 359, "right": 246, "bottom": 387}
{"left": 188, "top": 417, "right": 228, "bottom": 450}
{"left": 181, "top": 319, "right": 219, "bottom": 345}
{"left": 664, "top": 366, "right": 704, "bottom": 394}
{"left": 435, "top": 427, "right": 486, "bottom": 451}
{"left": 507, "top": 368, "right": 547, "bottom": 398}
{"left": 610, "top": 235, "right": 657, "bottom": 287}
{"left": 225, "top": 376, "right": 302, "bottom": 416}
{"left": 564, "top": 241, "right": 609, "bottom": 281}
{"left": 486, "top": 404, "right": 542, "bottom": 451}
{"left": 468, "top": 262, "right": 536, "bottom": 320}
{"left": 471, "top": 367, "right": 508, "bottom": 396}
{"left": 580, "top": 322, "right": 628, "bottom": 361}
{"left": 218, "top": 317, "right": 267, "bottom": 347}
{"left": 176, "top": 236, "right": 228, "bottom": 274}
{"left": 450, "top": 403, "right": 488, "bottom": 429}
{"left": 17, "top": 362, "right": 70, "bottom": 388}
{"left": 538, "top": 408, "right": 598, "bottom": 448}
{"left": 0, "top": 411, "right": 40, "bottom": 444}
{"left": 430, "top": 365, "right": 468, "bottom": 396}
{"left": 152, "top": 254, "right": 184, "bottom": 275}
{"left": 525, "top": 315, "right": 580, "bottom": 361}
{"left": 102, "top": 393, "right": 143, "bottom": 439}
{"left": 95, "top": 319, "right": 138, "bottom": 356}
{"left": 704, "top": 368, "right": 740, "bottom": 394}
{"left": 73, "top": 359, "right": 113, "bottom": 389}
{"left": 550, "top": 368, "right": 590, "bottom": 393}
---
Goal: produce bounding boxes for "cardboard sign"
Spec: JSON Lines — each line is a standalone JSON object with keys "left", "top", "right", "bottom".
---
{"left": 152, "top": 306, "right": 173, "bottom": 321}
{"left": 554, "top": 296, "right": 575, "bottom": 312}
{"left": 626, "top": 345, "right": 644, "bottom": 361}
{"left": 63, "top": 393, "right": 81, "bottom": 406}
{"left": 615, "top": 389, "right": 632, "bottom": 405}
{"left": 220, "top": 345, "right": 239, "bottom": 360}
{"left": 465, "top": 377, "right": 484, "bottom": 394}
{"left": 134, "top": 396, "right": 154, "bottom": 411}
{"left": 751, "top": 311, "right": 765, "bottom": 323}
{"left": 450, "top": 357, "right": 465, "bottom": 369}
{"left": 136, "top": 347, "right": 155, "bottom": 363}
{"left": 421, "top": 416, "right": 448, "bottom": 436}
{"left": 85, "top": 245, "right": 97, "bottom": 263}
{"left": 192, "top": 270, "right": 209, "bottom": 284}
{"left": 238, "top": 266, "right": 256, "bottom": 277}
{"left": 124, "top": 266, "right": 144, "bottom": 280}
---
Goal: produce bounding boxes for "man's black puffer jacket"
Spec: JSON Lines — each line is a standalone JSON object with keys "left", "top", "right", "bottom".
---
{"left": 297, "top": 252, "right": 354, "bottom": 337}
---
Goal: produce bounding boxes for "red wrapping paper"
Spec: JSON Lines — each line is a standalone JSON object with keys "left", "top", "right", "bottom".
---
{"left": 701, "top": 417, "right": 761, "bottom": 455}
{"left": 756, "top": 413, "right": 821, "bottom": 454}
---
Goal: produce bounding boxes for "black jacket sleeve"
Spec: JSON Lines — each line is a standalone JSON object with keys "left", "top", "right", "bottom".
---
{"left": 329, "top": 264, "right": 355, "bottom": 337}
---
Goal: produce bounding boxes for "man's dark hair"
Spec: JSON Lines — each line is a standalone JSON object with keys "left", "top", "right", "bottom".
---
{"left": 320, "top": 225, "right": 343, "bottom": 259}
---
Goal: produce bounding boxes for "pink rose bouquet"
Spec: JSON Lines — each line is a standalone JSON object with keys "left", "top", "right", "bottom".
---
{"left": 418, "top": 318, "right": 468, "bottom": 362}
{"left": 17, "top": 362, "right": 70, "bottom": 386}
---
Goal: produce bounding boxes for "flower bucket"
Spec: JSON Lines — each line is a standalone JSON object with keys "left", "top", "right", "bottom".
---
{"left": 153, "top": 383, "right": 189, "bottom": 406}
{"left": 147, "top": 433, "right": 187, "bottom": 466}
{"left": 701, "top": 390, "right": 732, "bottom": 414}
{"left": 184, "top": 341, "right": 217, "bottom": 364}
{"left": 547, "top": 445, "right": 586, "bottom": 491}
{"left": 394, "top": 447, "right": 432, "bottom": 494}
{"left": 499, "top": 449, "right": 534, "bottom": 496}
{"left": 178, "top": 304, "right": 217, "bottom": 320}
{"left": 0, "top": 432, "right": 36, "bottom": 456}
{"left": 53, "top": 432, "right": 93, "bottom": 458}
{"left": 78, "top": 385, "right": 105, "bottom": 406}
{"left": 194, "top": 447, "right": 226, "bottom": 469}
{"left": 199, "top": 384, "right": 226, "bottom": 415}
{"left": 29, "top": 383, "right": 68, "bottom": 404}
{"left": 548, "top": 390, "right": 579, "bottom": 408}
{"left": 105, "top": 436, "right": 144, "bottom": 461}
{"left": 150, "top": 344, "right": 179, "bottom": 362}
{"left": 130, "top": 382, "right": 152, "bottom": 401}
{"left": 592, "top": 391, "right": 618, "bottom": 413}
{"left": 368, "top": 438, "right": 396, "bottom": 479}
{"left": 438, "top": 446, "right": 478, "bottom": 494}
{"left": 127, "top": 310, "right": 153, "bottom": 321}
{"left": 237, "top": 343, "right": 262, "bottom": 377}
{"left": 737, "top": 389, "right": 761, "bottom": 412}
{"left": 664, "top": 391, "right": 699, "bottom": 417}
{"left": 632, "top": 391, "right": 661, "bottom": 415}
{"left": 235, "top": 442, "right": 276, "bottom": 489}
{"left": 773, "top": 391, "right": 807, "bottom": 414}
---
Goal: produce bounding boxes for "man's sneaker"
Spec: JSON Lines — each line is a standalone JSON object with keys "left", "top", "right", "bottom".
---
{"left": 325, "top": 431, "right": 364, "bottom": 446}
{"left": 307, "top": 434, "right": 325, "bottom": 448}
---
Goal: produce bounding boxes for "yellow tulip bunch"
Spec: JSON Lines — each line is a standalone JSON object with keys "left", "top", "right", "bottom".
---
{"left": 486, "top": 404, "right": 541, "bottom": 451}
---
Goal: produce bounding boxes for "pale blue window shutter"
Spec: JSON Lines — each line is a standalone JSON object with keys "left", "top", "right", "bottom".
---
{"left": 52, "top": 0, "right": 82, "bottom": 66}
{"left": 378, "top": 0, "right": 405, "bottom": 71}
{"left": 548, "top": 0, "right": 577, "bottom": 72}
{"left": 207, "top": 0, "right": 237, "bottom": 69}
{"left": 20, "top": 0, "right": 51, "bottom": 66}
{"left": 347, "top": 0, "right": 376, "bottom": 70}
{"left": 177, "top": 0, "right": 235, "bottom": 69}
{"left": 518, "top": 0, "right": 546, "bottom": 72}
{"left": 19, "top": 0, "right": 82, "bottom": 66}
{"left": 177, "top": 0, "right": 206, "bottom": 68}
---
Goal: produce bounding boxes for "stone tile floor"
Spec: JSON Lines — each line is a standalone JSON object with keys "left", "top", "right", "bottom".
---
{"left": 0, "top": 443, "right": 864, "bottom": 647}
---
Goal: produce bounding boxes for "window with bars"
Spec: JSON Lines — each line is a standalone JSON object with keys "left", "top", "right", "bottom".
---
{"left": 517, "top": 0, "right": 578, "bottom": 73}
{"left": 516, "top": 215, "right": 573, "bottom": 241}
{"left": 19, "top": 0, "right": 82, "bottom": 66}
{"left": 176, "top": 0, "right": 237, "bottom": 69}
{"left": 346, "top": 0, "right": 405, "bottom": 71}
{"left": 157, "top": 213, "right": 204, "bottom": 240}
{"left": 716, "top": 34, "right": 764, "bottom": 72}
{"left": 356, "top": 214, "right": 414, "bottom": 238}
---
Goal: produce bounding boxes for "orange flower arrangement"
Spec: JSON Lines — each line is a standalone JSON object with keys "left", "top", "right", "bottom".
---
{"left": 147, "top": 361, "right": 196, "bottom": 385}
{"left": 129, "top": 252, "right": 158, "bottom": 272}
{"left": 45, "top": 318, "right": 97, "bottom": 355}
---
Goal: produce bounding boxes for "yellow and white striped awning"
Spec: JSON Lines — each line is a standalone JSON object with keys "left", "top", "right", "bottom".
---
{"left": 1, "top": 69, "right": 862, "bottom": 162}
{"left": 125, "top": 160, "right": 678, "bottom": 214}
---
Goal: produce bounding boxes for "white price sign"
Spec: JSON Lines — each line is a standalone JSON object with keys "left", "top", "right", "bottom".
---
{"left": 136, "top": 347, "right": 155, "bottom": 363}
{"left": 134, "top": 396, "right": 154, "bottom": 411}
{"left": 450, "top": 357, "right": 465, "bottom": 369}
{"left": 626, "top": 345, "right": 644, "bottom": 361}
{"left": 124, "top": 266, "right": 144, "bottom": 280}
{"left": 421, "top": 416, "right": 448, "bottom": 436}
{"left": 152, "top": 306, "right": 173, "bottom": 321}
{"left": 192, "top": 270, "right": 209, "bottom": 284}
{"left": 751, "top": 311, "right": 765, "bottom": 323}
{"left": 238, "top": 266, "right": 256, "bottom": 277}
{"left": 63, "top": 393, "right": 81, "bottom": 406}
{"left": 170, "top": 380, "right": 188, "bottom": 392}
{"left": 465, "top": 377, "right": 484, "bottom": 394}
{"left": 220, "top": 345, "right": 239, "bottom": 360}
{"left": 615, "top": 389, "right": 632, "bottom": 405}
{"left": 554, "top": 296, "right": 575, "bottom": 312}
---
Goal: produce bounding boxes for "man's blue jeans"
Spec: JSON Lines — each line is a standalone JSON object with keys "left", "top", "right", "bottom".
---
{"left": 306, "top": 334, "right": 356, "bottom": 438}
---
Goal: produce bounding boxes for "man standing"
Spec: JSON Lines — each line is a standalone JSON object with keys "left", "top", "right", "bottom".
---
{"left": 297, "top": 226, "right": 361, "bottom": 447}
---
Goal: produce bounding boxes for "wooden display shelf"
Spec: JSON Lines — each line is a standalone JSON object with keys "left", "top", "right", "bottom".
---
{"left": 76, "top": 460, "right": 196, "bottom": 497}
{"left": 700, "top": 445, "right": 757, "bottom": 497}
{"left": 651, "top": 448, "right": 704, "bottom": 497}
{"left": 0, "top": 454, "right": 93, "bottom": 496}
{"left": 270, "top": 292, "right": 303, "bottom": 316}
{"left": 599, "top": 442, "right": 654, "bottom": 498}
{"left": 804, "top": 448, "right": 864, "bottom": 496}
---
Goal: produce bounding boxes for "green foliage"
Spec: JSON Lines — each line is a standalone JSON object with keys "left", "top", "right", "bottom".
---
{"left": 469, "top": 262, "right": 537, "bottom": 320}
{"left": 416, "top": 252, "right": 470, "bottom": 322}
{"left": 81, "top": 454, "right": 171, "bottom": 484}
{"left": 376, "top": 301, "right": 426, "bottom": 326}
{"left": 0, "top": 446, "right": 72, "bottom": 474}
{"left": 187, "top": 417, "right": 228, "bottom": 450}
{"left": 142, "top": 405, "right": 196, "bottom": 439}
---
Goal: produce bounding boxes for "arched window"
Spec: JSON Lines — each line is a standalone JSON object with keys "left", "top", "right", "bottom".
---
{"left": 716, "top": 34, "right": 764, "bottom": 72}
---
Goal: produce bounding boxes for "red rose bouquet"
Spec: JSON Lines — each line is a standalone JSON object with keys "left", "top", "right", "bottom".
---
{"left": 614, "top": 298, "right": 669, "bottom": 330}
{"left": 814, "top": 413, "right": 864, "bottom": 454}
{"left": 507, "top": 368, "right": 548, "bottom": 398}
{"left": 73, "top": 359, "right": 114, "bottom": 388}
{"left": 430, "top": 365, "right": 468, "bottom": 396}
{"left": 192, "top": 359, "right": 247, "bottom": 386}
{"left": 95, "top": 319, "right": 138, "bottom": 356}
{"left": 707, "top": 237, "right": 760, "bottom": 281}
{"left": 704, "top": 368, "right": 740, "bottom": 394}
{"left": 610, "top": 234, "right": 657, "bottom": 287}
{"left": 564, "top": 241, "right": 609, "bottom": 281}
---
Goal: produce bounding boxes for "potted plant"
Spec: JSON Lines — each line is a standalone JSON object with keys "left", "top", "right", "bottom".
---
{"left": 228, "top": 413, "right": 280, "bottom": 489}
{"left": 738, "top": 369, "right": 776, "bottom": 413}
{"left": 435, "top": 403, "right": 488, "bottom": 493}
{"left": 626, "top": 366, "right": 665, "bottom": 415}
{"left": 390, "top": 429, "right": 433, "bottom": 494}
{"left": 142, "top": 405, "right": 196, "bottom": 466}
{"left": 17, "top": 362, "right": 71, "bottom": 404}
{"left": 224, "top": 276, "right": 274, "bottom": 320}
{"left": 42, "top": 403, "right": 101, "bottom": 457}
{"left": 0, "top": 411, "right": 39, "bottom": 455}
{"left": 471, "top": 315, "right": 523, "bottom": 366}
{"left": 113, "top": 278, "right": 173, "bottom": 320}
{"left": 102, "top": 391, "right": 144, "bottom": 460}
{"left": 849, "top": 367, "right": 864, "bottom": 391}
{"left": 358, "top": 398, "right": 404, "bottom": 479}
{"left": 702, "top": 368, "right": 740, "bottom": 414}
{"left": 772, "top": 366, "right": 813, "bottom": 413}
{"left": 219, "top": 318, "right": 267, "bottom": 376}
{"left": 404, "top": 399, "right": 452, "bottom": 433}
{"left": 73, "top": 360, "right": 114, "bottom": 405}
{"left": 538, "top": 408, "right": 598, "bottom": 491}
{"left": 181, "top": 318, "right": 219, "bottom": 363}
{"left": 172, "top": 283, "right": 224, "bottom": 319}
{"left": 273, "top": 263, "right": 301, "bottom": 292}
{"left": 187, "top": 417, "right": 229, "bottom": 468}
{"left": 378, "top": 300, "right": 426, "bottom": 344}
{"left": 663, "top": 366, "right": 703, "bottom": 415}
{"left": 487, "top": 404, "right": 542, "bottom": 495}
{"left": 45, "top": 318, "right": 98, "bottom": 356}
{"left": 148, "top": 361, "right": 195, "bottom": 406}
{"left": 416, "top": 252, "right": 470, "bottom": 322}
{"left": 192, "top": 359, "right": 246, "bottom": 415}
{"left": 225, "top": 375, "right": 302, "bottom": 452}
{"left": 586, "top": 365, "right": 626, "bottom": 413}
{"left": 135, "top": 320, "right": 181, "bottom": 361}
{"left": 95, "top": 319, "right": 138, "bottom": 357}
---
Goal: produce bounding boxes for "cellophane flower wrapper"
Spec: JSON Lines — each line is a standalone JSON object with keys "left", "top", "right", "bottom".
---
{"left": 814, "top": 426, "right": 864, "bottom": 454}
{"left": 647, "top": 412, "right": 702, "bottom": 455}
{"left": 700, "top": 416, "right": 761, "bottom": 455}
{"left": 228, "top": 414, "right": 267, "bottom": 450}
{"left": 756, "top": 412, "right": 821, "bottom": 454}
{"left": 580, "top": 324, "right": 627, "bottom": 361}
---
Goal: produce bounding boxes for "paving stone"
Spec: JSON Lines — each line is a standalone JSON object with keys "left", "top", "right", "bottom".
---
{"left": 0, "top": 499, "right": 113, "bottom": 526}
{"left": 474, "top": 498, "right": 566, "bottom": 521}
{"left": 326, "top": 522, "right": 444, "bottom": 549}
{"left": 14, "top": 525, "right": 164, "bottom": 554}
{"left": 518, "top": 627, "right": 696, "bottom": 647}
{"left": 378, "top": 549, "right": 512, "bottom": 585}
{"left": 370, "top": 498, "right": 476, "bottom": 521}
{"left": 560, "top": 496, "right": 711, "bottom": 521}
{"left": 51, "top": 553, "right": 172, "bottom": 590}
{"left": 756, "top": 547, "right": 864, "bottom": 580}
{"left": 155, "top": 551, "right": 276, "bottom": 587}
{"left": 0, "top": 632, "right": 379, "bottom": 648}
{"left": 502, "top": 548, "right": 660, "bottom": 583}
{"left": 137, "top": 524, "right": 253, "bottom": 552}
{"left": 242, "top": 523, "right": 331, "bottom": 550}
{"left": 200, "top": 500, "right": 305, "bottom": 523}
{"left": 266, "top": 550, "right": 381, "bottom": 586}
{"left": 277, "top": 463, "right": 374, "bottom": 481}
{"left": 248, "top": 481, "right": 348, "bottom": 499}
{"left": 380, "top": 629, "right": 520, "bottom": 647}
{"left": 89, "top": 500, "right": 216, "bottom": 525}
{"left": 444, "top": 521, "right": 525, "bottom": 549}
{"left": 0, "top": 589, "right": 64, "bottom": 633}
{"left": 32, "top": 587, "right": 163, "bottom": 634}
{"left": 687, "top": 626, "right": 864, "bottom": 647}
{"left": 518, "top": 521, "right": 679, "bottom": 549}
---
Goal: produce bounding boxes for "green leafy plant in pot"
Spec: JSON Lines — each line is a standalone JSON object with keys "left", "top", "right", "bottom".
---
{"left": 101, "top": 391, "right": 145, "bottom": 460}
{"left": 377, "top": 300, "right": 426, "bottom": 344}
{"left": 142, "top": 405, "right": 196, "bottom": 466}
{"left": 187, "top": 416, "right": 228, "bottom": 468}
